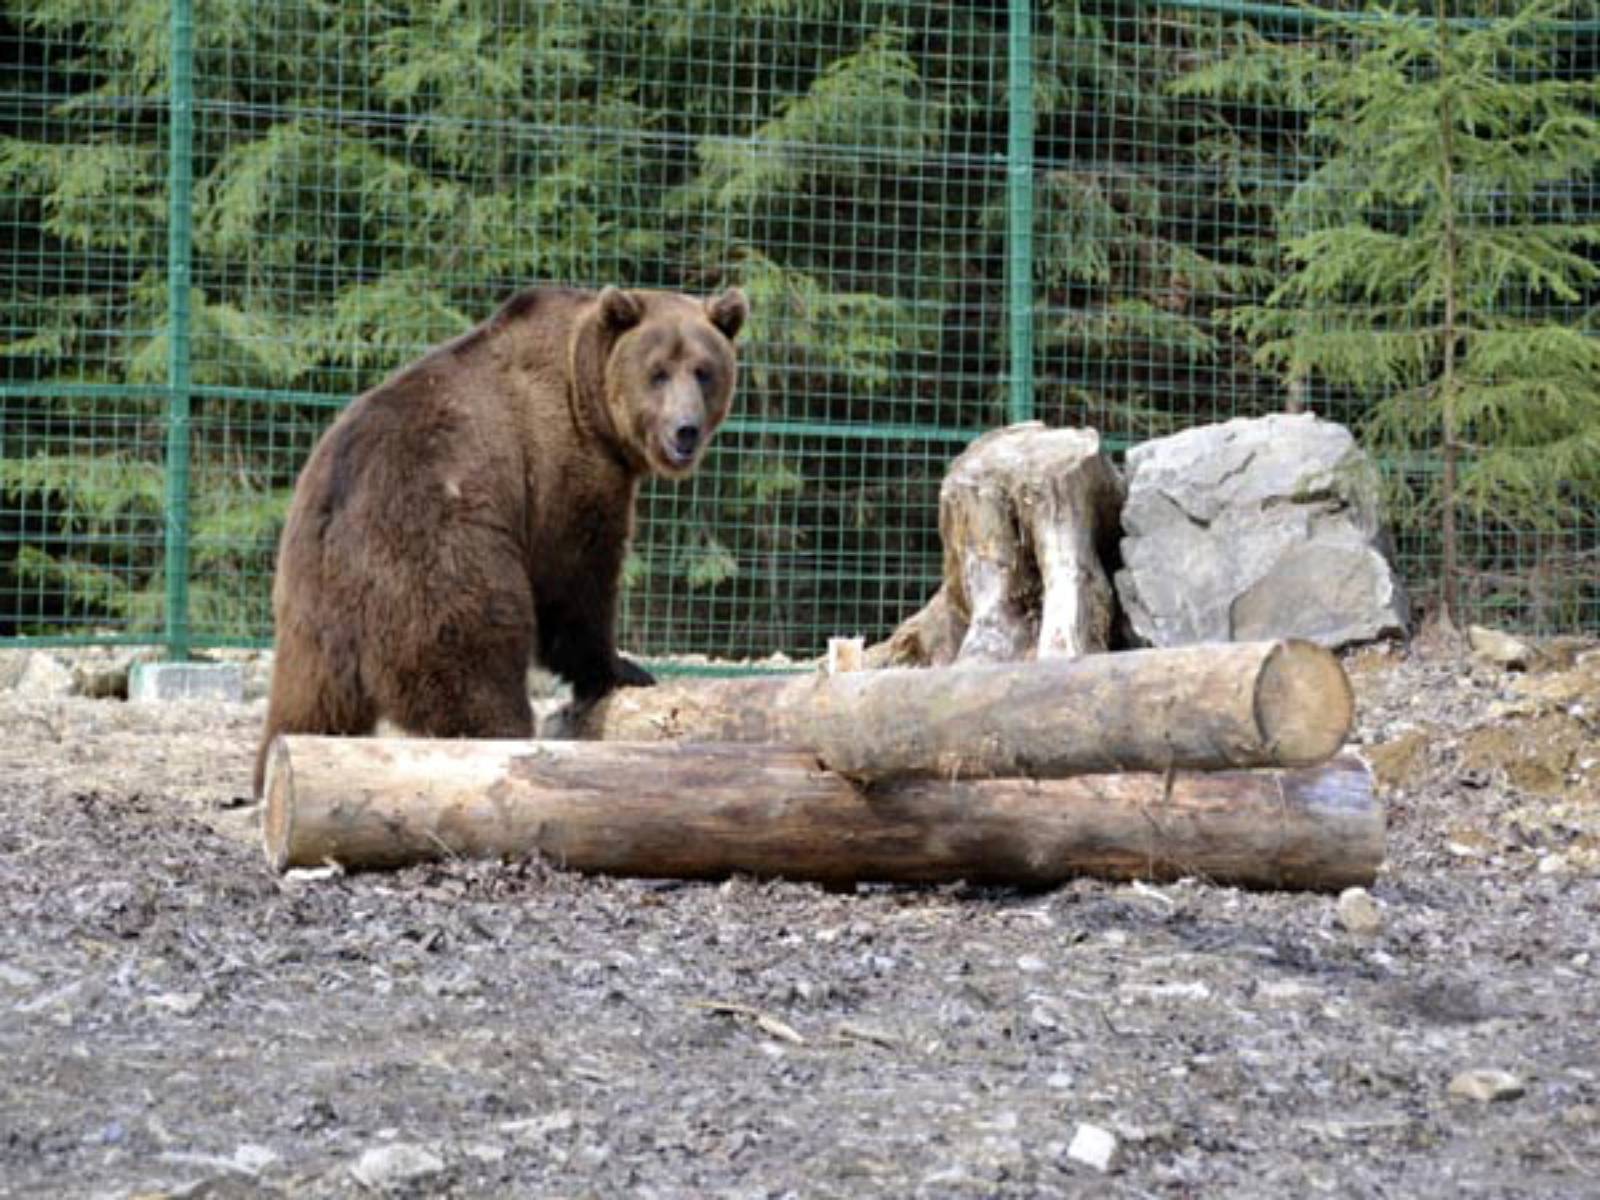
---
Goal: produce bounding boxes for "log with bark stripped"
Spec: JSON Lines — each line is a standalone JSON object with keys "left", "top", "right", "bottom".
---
{"left": 262, "top": 735, "right": 1382, "bottom": 891}
{"left": 544, "top": 640, "right": 1353, "bottom": 781}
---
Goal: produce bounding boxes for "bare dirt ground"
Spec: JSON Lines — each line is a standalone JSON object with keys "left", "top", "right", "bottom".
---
{"left": 2, "top": 644, "right": 1598, "bottom": 1198}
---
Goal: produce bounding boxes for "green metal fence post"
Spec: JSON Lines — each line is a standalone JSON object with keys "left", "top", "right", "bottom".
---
{"left": 1005, "top": 0, "right": 1036, "bottom": 425}
{"left": 163, "top": 0, "right": 196, "bottom": 660}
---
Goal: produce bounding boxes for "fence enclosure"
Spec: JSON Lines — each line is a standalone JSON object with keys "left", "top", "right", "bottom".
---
{"left": 4, "top": 0, "right": 1597, "bottom": 660}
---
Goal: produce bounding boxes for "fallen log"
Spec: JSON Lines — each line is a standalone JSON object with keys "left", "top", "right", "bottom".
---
{"left": 262, "top": 736, "right": 1382, "bottom": 890}
{"left": 546, "top": 640, "right": 1353, "bottom": 780}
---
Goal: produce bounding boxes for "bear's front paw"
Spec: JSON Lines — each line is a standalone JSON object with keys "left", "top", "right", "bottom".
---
{"left": 614, "top": 656, "right": 656, "bottom": 689}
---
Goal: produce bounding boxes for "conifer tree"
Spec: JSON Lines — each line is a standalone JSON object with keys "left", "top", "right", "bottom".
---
{"left": 1217, "top": 0, "right": 1600, "bottom": 624}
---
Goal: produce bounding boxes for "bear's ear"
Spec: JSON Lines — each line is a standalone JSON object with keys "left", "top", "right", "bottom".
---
{"left": 598, "top": 286, "right": 644, "bottom": 331}
{"left": 705, "top": 288, "right": 749, "bottom": 341}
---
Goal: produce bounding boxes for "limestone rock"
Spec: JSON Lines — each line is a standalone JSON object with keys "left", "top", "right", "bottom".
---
{"left": 1468, "top": 625, "right": 1534, "bottom": 671}
{"left": 1066, "top": 1122, "right": 1120, "bottom": 1172}
{"left": 1115, "top": 413, "right": 1407, "bottom": 649}
{"left": 1336, "top": 886, "right": 1383, "bottom": 937}
{"left": 350, "top": 1142, "right": 445, "bottom": 1189}
{"left": 14, "top": 652, "right": 74, "bottom": 698}
{"left": 1448, "top": 1069, "right": 1525, "bottom": 1103}
{"left": 872, "top": 422, "right": 1125, "bottom": 667}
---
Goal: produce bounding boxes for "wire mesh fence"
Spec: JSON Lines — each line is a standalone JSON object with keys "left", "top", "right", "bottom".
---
{"left": 3, "top": 0, "right": 1597, "bottom": 660}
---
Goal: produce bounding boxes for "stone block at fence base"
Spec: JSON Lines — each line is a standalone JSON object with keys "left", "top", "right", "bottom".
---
{"left": 129, "top": 661, "right": 245, "bottom": 704}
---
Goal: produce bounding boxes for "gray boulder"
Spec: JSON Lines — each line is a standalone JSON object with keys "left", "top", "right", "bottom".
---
{"left": 1115, "top": 413, "right": 1407, "bottom": 648}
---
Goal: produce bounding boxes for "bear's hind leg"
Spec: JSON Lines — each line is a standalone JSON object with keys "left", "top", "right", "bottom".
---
{"left": 254, "top": 620, "right": 377, "bottom": 797}
{"left": 382, "top": 647, "right": 534, "bottom": 740}
{"left": 365, "top": 535, "right": 537, "bottom": 740}
{"left": 375, "top": 581, "right": 536, "bottom": 740}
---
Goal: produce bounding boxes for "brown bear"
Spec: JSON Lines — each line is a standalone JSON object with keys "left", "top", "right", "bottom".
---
{"left": 253, "top": 285, "right": 748, "bottom": 796}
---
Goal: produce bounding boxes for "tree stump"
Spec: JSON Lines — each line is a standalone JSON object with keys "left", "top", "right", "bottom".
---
{"left": 869, "top": 422, "right": 1125, "bottom": 667}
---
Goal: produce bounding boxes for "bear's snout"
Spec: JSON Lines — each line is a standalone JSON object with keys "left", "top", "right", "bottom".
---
{"left": 659, "top": 416, "right": 703, "bottom": 471}
{"left": 672, "top": 422, "right": 702, "bottom": 459}
{"left": 652, "top": 376, "right": 715, "bottom": 473}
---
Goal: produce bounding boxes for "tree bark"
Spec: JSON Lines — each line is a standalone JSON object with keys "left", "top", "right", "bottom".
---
{"left": 262, "top": 736, "right": 1382, "bottom": 891}
{"left": 546, "top": 640, "right": 1353, "bottom": 780}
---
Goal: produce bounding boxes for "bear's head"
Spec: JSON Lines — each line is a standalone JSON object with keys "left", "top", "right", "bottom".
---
{"left": 576, "top": 286, "right": 748, "bottom": 479}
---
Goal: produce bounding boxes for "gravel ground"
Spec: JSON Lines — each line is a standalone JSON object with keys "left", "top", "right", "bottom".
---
{"left": 1, "top": 643, "right": 1598, "bottom": 1198}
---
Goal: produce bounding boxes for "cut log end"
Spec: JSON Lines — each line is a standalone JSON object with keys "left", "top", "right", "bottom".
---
{"left": 261, "top": 736, "right": 293, "bottom": 872}
{"left": 1255, "top": 639, "right": 1356, "bottom": 766}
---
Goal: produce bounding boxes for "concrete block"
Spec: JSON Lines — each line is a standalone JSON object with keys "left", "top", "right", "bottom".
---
{"left": 129, "top": 661, "right": 245, "bottom": 704}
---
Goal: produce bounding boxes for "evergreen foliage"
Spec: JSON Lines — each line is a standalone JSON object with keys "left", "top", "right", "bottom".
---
{"left": 1181, "top": 0, "right": 1600, "bottom": 622}
{"left": 2, "top": 0, "right": 1596, "bottom": 646}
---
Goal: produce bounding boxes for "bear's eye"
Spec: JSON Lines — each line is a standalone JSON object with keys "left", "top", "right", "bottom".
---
{"left": 694, "top": 365, "right": 713, "bottom": 390}
{"left": 650, "top": 369, "right": 669, "bottom": 389}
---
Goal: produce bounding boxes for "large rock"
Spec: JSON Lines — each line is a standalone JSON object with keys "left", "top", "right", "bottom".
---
{"left": 1115, "top": 413, "right": 1407, "bottom": 649}
{"left": 2, "top": 650, "right": 75, "bottom": 697}
{"left": 871, "top": 423, "right": 1125, "bottom": 666}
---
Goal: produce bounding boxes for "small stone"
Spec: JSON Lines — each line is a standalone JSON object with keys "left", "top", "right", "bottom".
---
{"left": 1537, "top": 853, "right": 1570, "bottom": 876}
{"left": 1336, "top": 887, "right": 1383, "bottom": 937}
{"left": 146, "top": 991, "right": 205, "bottom": 1017}
{"left": 232, "top": 1144, "right": 280, "bottom": 1174}
{"left": 1445, "top": 827, "right": 1495, "bottom": 858}
{"left": 1448, "top": 1069, "right": 1525, "bottom": 1103}
{"left": 1066, "top": 1122, "right": 1119, "bottom": 1172}
{"left": 350, "top": 1142, "right": 444, "bottom": 1189}
{"left": 1468, "top": 625, "right": 1533, "bottom": 670}
{"left": 1029, "top": 1003, "right": 1064, "bottom": 1031}
{"left": 282, "top": 865, "right": 344, "bottom": 884}
{"left": 1016, "top": 954, "right": 1047, "bottom": 973}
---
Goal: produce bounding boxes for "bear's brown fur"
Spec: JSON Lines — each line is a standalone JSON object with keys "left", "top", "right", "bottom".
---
{"left": 254, "top": 285, "right": 748, "bottom": 796}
